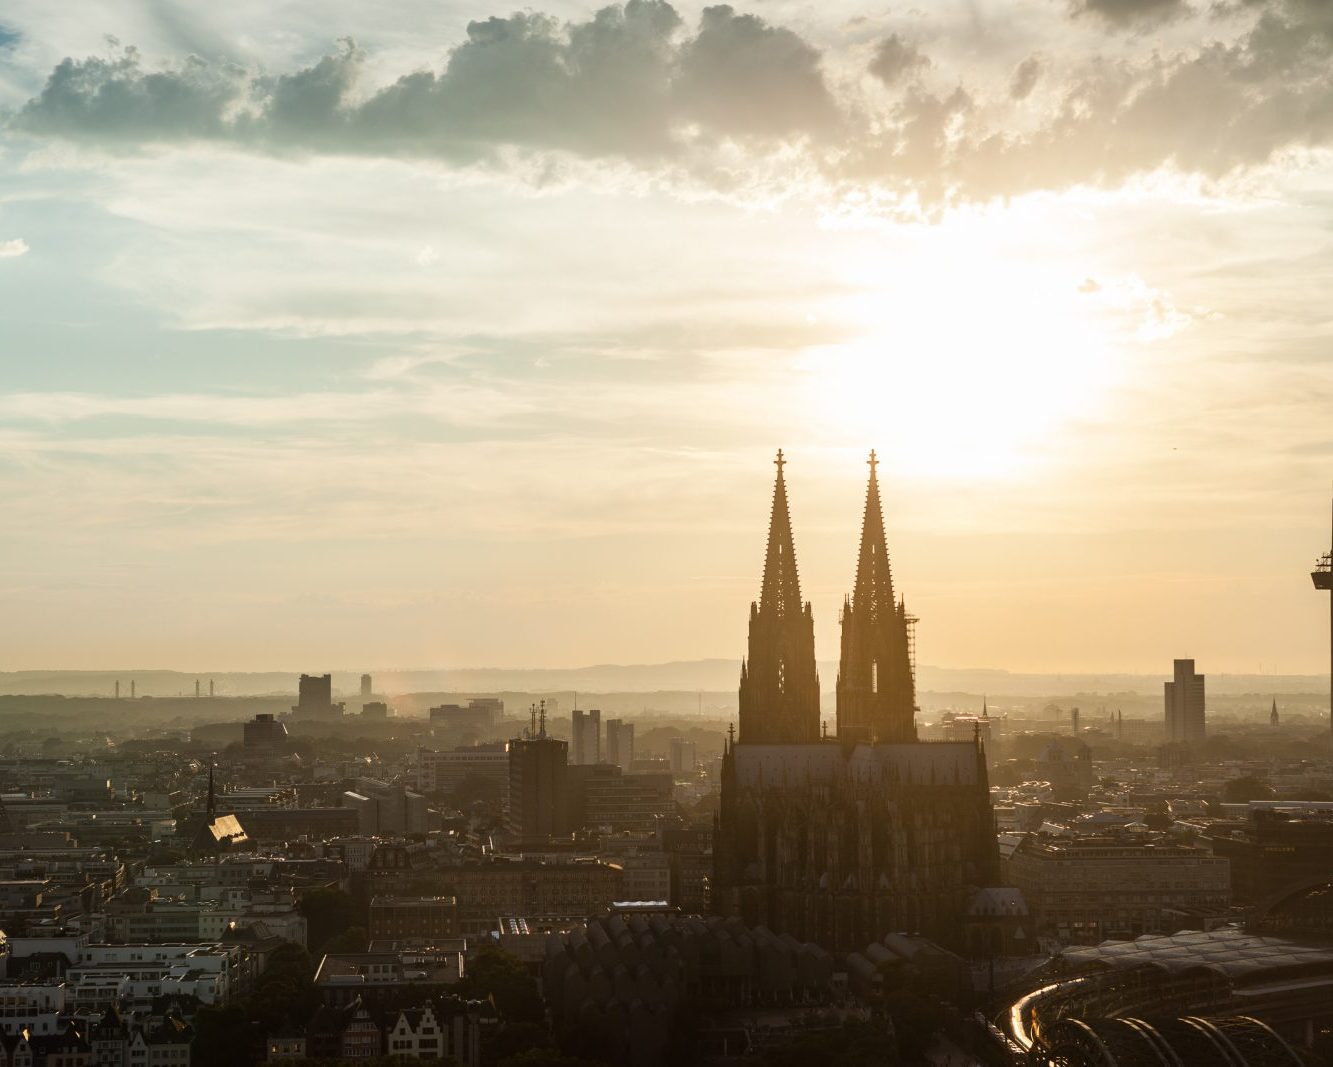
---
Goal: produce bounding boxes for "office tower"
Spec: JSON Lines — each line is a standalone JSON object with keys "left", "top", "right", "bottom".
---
{"left": 506, "top": 726, "right": 568, "bottom": 842}
{"left": 1164, "top": 659, "right": 1206, "bottom": 744}
{"left": 605, "top": 719, "right": 635, "bottom": 771}
{"left": 668, "top": 738, "right": 697, "bottom": 775}
{"left": 360, "top": 673, "right": 373, "bottom": 698}
{"left": 292, "top": 673, "right": 344, "bottom": 719}
{"left": 572, "top": 708, "right": 602, "bottom": 765}
{"left": 836, "top": 450, "right": 917, "bottom": 744}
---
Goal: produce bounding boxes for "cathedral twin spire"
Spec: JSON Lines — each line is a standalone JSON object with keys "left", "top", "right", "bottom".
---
{"left": 738, "top": 451, "right": 821, "bottom": 744}
{"left": 738, "top": 450, "right": 916, "bottom": 746}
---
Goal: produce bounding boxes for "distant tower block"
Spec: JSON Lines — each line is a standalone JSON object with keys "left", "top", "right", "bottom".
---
{"left": 130, "top": 680, "right": 136, "bottom": 700}
{"left": 1313, "top": 492, "right": 1332, "bottom": 736}
{"left": 195, "top": 679, "right": 200, "bottom": 699}
{"left": 209, "top": 679, "right": 215, "bottom": 698}
{"left": 361, "top": 673, "right": 373, "bottom": 698}
{"left": 1071, "top": 707, "right": 1080, "bottom": 736}
{"left": 114, "top": 680, "right": 120, "bottom": 700}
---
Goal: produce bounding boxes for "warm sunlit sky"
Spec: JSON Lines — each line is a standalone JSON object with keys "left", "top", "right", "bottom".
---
{"left": 0, "top": 0, "right": 1331, "bottom": 674}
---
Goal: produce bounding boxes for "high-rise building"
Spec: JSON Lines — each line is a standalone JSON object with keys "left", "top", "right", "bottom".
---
{"left": 293, "top": 673, "right": 344, "bottom": 719}
{"left": 571, "top": 708, "right": 602, "bottom": 765}
{"left": 605, "top": 719, "right": 635, "bottom": 771}
{"left": 1164, "top": 659, "right": 1206, "bottom": 744}
{"left": 836, "top": 451, "right": 917, "bottom": 744}
{"left": 715, "top": 452, "right": 999, "bottom": 953}
{"left": 360, "top": 674, "right": 373, "bottom": 698}
{"left": 506, "top": 732, "right": 568, "bottom": 842}
{"left": 668, "top": 738, "right": 697, "bottom": 776}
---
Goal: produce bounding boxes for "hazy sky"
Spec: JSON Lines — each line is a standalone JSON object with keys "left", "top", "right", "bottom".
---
{"left": 1, "top": 0, "right": 1331, "bottom": 674}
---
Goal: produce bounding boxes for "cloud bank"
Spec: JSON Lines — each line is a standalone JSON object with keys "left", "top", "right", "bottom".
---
{"left": 7, "top": 0, "right": 1333, "bottom": 205}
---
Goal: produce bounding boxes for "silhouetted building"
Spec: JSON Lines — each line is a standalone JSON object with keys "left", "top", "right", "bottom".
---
{"left": 467, "top": 697, "right": 504, "bottom": 724}
{"left": 836, "top": 451, "right": 917, "bottom": 744}
{"left": 1006, "top": 834, "right": 1229, "bottom": 942}
{"left": 737, "top": 451, "right": 820, "bottom": 745}
{"left": 571, "top": 708, "right": 601, "bottom": 765}
{"left": 242, "top": 713, "right": 289, "bottom": 751}
{"left": 1164, "top": 659, "right": 1206, "bottom": 744}
{"left": 293, "top": 673, "right": 344, "bottom": 719}
{"left": 1209, "top": 808, "right": 1333, "bottom": 905}
{"left": 605, "top": 718, "right": 635, "bottom": 771}
{"left": 429, "top": 703, "right": 492, "bottom": 733}
{"left": 417, "top": 744, "right": 510, "bottom": 799}
{"left": 368, "top": 895, "right": 458, "bottom": 942}
{"left": 715, "top": 453, "right": 999, "bottom": 953}
{"left": 361, "top": 701, "right": 389, "bottom": 719}
{"left": 360, "top": 673, "right": 373, "bottom": 698}
{"left": 506, "top": 732, "right": 568, "bottom": 842}
{"left": 567, "top": 764, "right": 674, "bottom": 832}
{"left": 668, "top": 738, "right": 697, "bottom": 775}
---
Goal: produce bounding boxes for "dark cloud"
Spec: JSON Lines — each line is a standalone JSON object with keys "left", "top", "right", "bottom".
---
{"left": 868, "top": 34, "right": 930, "bottom": 86}
{"left": 1072, "top": 0, "right": 1189, "bottom": 27}
{"left": 10, "top": 0, "right": 1333, "bottom": 208}
{"left": 14, "top": 47, "right": 244, "bottom": 142}
{"left": 11, "top": 0, "right": 837, "bottom": 159}
{"left": 0, "top": 25, "right": 20, "bottom": 50}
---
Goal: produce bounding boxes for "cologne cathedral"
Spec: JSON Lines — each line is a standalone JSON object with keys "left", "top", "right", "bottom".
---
{"left": 715, "top": 451, "right": 999, "bottom": 953}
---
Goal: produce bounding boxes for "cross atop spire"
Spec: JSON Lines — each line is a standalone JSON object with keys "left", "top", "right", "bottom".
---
{"left": 852, "top": 449, "right": 896, "bottom": 623}
{"left": 759, "top": 449, "right": 804, "bottom": 618}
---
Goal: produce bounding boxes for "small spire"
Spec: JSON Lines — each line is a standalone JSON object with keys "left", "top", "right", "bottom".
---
{"left": 982, "top": 695, "right": 989, "bottom": 719}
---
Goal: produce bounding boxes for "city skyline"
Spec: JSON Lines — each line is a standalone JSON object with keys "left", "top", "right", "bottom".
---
{"left": 2, "top": 1, "right": 1333, "bottom": 674}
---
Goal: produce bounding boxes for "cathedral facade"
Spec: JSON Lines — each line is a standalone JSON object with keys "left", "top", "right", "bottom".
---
{"left": 714, "top": 452, "right": 999, "bottom": 953}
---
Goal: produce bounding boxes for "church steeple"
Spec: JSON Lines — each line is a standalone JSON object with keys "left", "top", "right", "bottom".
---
{"left": 738, "top": 451, "right": 820, "bottom": 744}
{"left": 836, "top": 451, "right": 917, "bottom": 744}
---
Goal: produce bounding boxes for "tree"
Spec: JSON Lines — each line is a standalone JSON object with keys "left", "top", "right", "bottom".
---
{"left": 881, "top": 990, "right": 950, "bottom": 1062}
{"left": 449, "top": 772, "right": 505, "bottom": 812}
{"left": 1222, "top": 775, "right": 1275, "bottom": 803}
{"left": 299, "top": 887, "right": 364, "bottom": 955}
{"left": 1142, "top": 800, "right": 1171, "bottom": 831}
{"left": 246, "top": 942, "right": 318, "bottom": 1034}
{"left": 192, "top": 1004, "right": 258, "bottom": 1067}
{"left": 456, "top": 945, "right": 543, "bottom": 1023}
{"left": 324, "top": 926, "right": 370, "bottom": 954}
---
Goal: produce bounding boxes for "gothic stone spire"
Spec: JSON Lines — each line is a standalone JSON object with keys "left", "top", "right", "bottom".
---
{"left": 738, "top": 450, "right": 820, "bottom": 744}
{"left": 836, "top": 450, "right": 918, "bottom": 743}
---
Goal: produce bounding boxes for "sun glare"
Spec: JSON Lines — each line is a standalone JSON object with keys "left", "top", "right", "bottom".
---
{"left": 804, "top": 232, "right": 1121, "bottom": 480}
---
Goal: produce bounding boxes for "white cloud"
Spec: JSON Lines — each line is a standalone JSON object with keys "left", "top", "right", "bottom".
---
{"left": 0, "top": 237, "right": 28, "bottom": 257}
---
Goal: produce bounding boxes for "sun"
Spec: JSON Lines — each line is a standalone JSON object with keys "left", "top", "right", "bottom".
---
{"left": 802, "top": 223, "right": 1120, "bottom": 480}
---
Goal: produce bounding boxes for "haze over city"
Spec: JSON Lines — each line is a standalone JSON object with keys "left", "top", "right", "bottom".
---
{"left": 1, "top": 1, "right": 1331, "bottom": 675}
